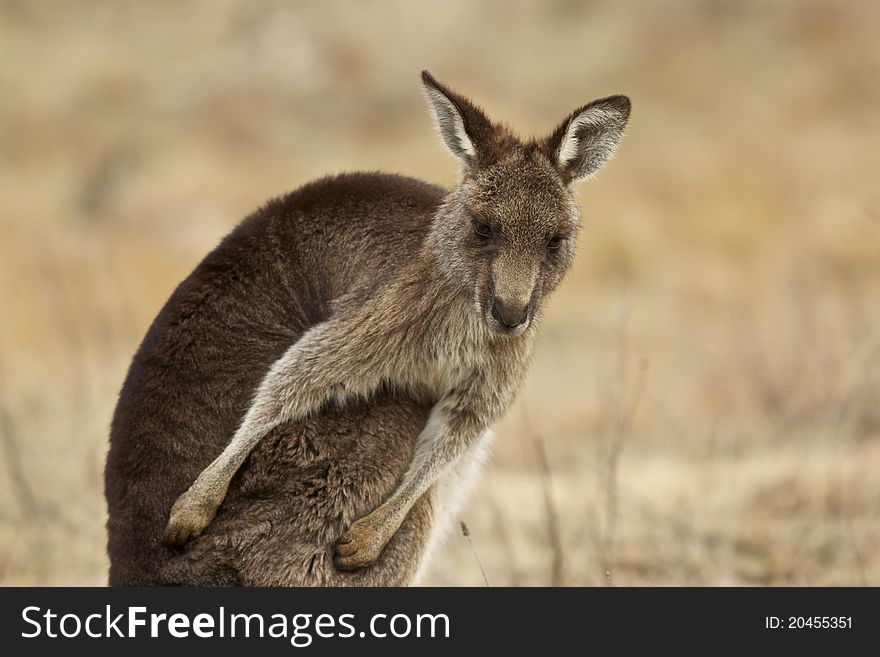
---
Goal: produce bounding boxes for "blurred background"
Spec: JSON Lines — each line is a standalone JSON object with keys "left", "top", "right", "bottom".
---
{"left": 1, "top": 0, "right": 879, "bottom": 586}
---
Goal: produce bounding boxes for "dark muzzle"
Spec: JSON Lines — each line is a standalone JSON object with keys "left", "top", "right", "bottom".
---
{"left": 491, "top": 299, "right": 528, "bottom": 329}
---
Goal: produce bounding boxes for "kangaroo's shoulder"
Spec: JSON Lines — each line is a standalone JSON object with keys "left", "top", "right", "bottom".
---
{"left": 264, "top": 172, "right": 448, "bottom": 222}
{"left": 187, "top": 172, "right": 446, "bottom": 306}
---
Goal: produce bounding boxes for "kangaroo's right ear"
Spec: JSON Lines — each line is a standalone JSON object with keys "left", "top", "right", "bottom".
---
{"left": 421, "top": 71, "right": 496, "bottom": 165}
{"left": 545, "top": 95, "right": 631, "bottom": 183}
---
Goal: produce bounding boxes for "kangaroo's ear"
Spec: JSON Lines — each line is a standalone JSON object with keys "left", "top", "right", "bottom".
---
{"left": 545, "top": 95, "right": 631, "bottom": 183}
{"left": 421, "top": 70, "right": 497, "bottom": 164}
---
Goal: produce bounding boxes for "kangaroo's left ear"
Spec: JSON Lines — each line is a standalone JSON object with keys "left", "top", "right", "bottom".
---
{"left": 545, "top": 95, "right": 631, "bottom": 183}
{"left": 421, "top": 70, "right": 499, "bottom": 166}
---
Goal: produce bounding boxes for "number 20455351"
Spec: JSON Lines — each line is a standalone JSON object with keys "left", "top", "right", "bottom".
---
{"left": 765, "top": 616, "right": 852, "bottom": 630}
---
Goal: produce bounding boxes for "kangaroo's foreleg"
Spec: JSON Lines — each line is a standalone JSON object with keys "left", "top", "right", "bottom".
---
{"left": 163, "top": 318, "right": 385, "bottom": 547}
{"left": 334, "top": 385, "right": 496, "bottom": 570}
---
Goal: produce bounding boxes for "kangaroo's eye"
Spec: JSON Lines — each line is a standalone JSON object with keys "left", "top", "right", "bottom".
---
{"left": 473, "top": 220, "right": 492, "bottom": 240}
{"left": 547, "top": 235, "right": 564, "bottom": 251}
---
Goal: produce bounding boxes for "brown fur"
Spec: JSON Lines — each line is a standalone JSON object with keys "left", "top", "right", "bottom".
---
{"left": 106, "top": 174, "right": 444, "bottom": 585}
{"left": 105, "top": 73, "right": 630, "bottom": 585}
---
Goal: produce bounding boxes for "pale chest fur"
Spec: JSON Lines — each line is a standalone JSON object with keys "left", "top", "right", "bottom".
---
{"left": 425, "top": 317, "right": 487, "bottom": 392}
{"left": 375, "top": 274, "right": 534, "bottom": 406}
{"left": 408, "top": 305, "right": 532, "bottom": 408}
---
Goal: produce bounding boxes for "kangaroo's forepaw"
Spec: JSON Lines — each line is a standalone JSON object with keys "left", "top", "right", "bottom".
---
{"left": 163, "top": 490, "right": 219, "bottom": 548}
{"left": 334, "top": 517, "right": 387, "bottom": 571}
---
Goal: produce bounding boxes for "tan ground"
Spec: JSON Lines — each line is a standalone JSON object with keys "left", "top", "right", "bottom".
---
{"left": 1, "top": 0, "right": 878, "bottom": 586}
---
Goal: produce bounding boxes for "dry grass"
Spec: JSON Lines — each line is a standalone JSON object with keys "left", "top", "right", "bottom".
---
{"left": 1, "top": 0, "right": 878, "bottom": 586}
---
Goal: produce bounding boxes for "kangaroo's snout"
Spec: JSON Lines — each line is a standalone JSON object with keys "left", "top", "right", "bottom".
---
{"left": 484, "top": 251, "right": 538, "bottom": 336}
{"left": 491, "top": 298, "right": 529, "bottom": 330}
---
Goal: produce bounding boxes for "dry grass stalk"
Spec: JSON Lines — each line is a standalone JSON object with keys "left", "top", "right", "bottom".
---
{"left": 460, "top": 521, "right": 490, "bottom": 587}
{"left": 601, "top": 295, "right": 648, "bottom": 586}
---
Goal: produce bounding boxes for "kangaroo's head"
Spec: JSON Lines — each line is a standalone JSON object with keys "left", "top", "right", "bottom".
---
{"left": 422, "top": 71, "right": 630, "bottom": 337}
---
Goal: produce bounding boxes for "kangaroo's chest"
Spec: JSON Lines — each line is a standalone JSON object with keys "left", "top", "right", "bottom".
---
{"left": 418, "top": 324, "right": 516, "bottom": 399}
{"left": 394, "top": 297, "right": 528, "bottom": 401}
{"left": 422, "top": 342, "right": 482, "bottom": 394}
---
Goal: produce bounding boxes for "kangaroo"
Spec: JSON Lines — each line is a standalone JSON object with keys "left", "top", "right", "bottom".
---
{"left": 162, "top": 71, "right": 631, "bottom": 568}
{"left": 106, "top": 71, "right": 629, "bottom": 584}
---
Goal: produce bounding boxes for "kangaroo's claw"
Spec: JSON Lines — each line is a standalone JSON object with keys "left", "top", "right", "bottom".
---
{"left": 163, "top": 490, "right": 219, "bottom": 548}
{"left": 333, "top": 516, "right": 388, "bottom": 571}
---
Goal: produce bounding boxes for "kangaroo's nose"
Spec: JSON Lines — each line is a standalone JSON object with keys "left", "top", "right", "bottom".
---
{"left": 491, "top": 299, "right": 529, "bottom": 329}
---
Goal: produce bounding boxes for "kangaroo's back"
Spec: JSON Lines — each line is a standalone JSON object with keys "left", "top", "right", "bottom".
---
{"left": 105, "top": 172, "right": 445, "bottom": 585}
